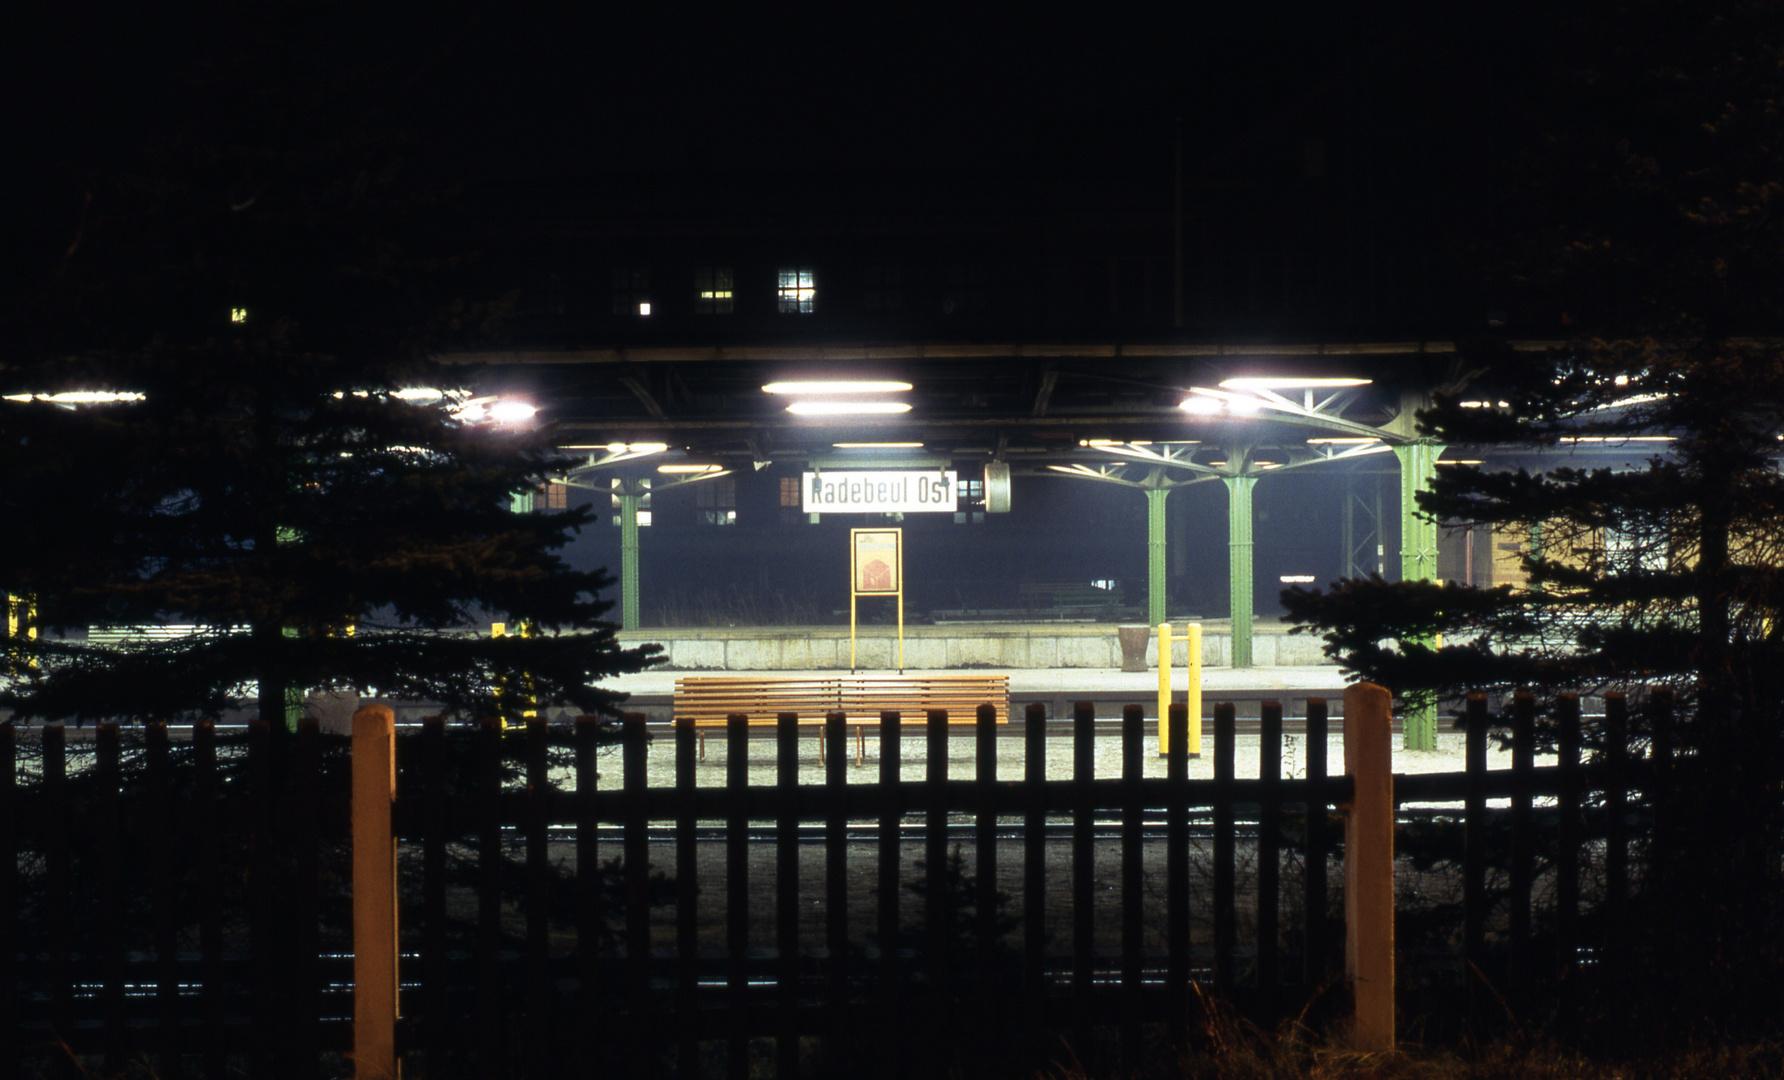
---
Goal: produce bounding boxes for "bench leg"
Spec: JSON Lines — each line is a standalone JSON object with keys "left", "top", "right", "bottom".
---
{"left": 818, "top": 724, "right": 826, "bottom": 766}
{"left": 855, "top": 725, "right": 865, "bottom": 768}
{"left": 698, "top": 728, "right": 705, "bottom": 762}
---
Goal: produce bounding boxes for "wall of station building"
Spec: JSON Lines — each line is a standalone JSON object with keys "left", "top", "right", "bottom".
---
{"left": 562, "top": 461, "right": 1428, "bottom": 627}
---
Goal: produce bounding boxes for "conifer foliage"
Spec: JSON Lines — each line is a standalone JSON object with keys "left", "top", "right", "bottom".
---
{"left": 0, "top": 19, "right": 657, "bottom": 724}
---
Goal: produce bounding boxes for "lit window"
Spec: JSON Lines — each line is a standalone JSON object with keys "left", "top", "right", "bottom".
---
{"left": 953, "top": 478, "right": 985, "bottom": 524}
{"left": 695, "top": 267, "right": 734, "bottom": 314}
{"left": 611, "top": 478, "right": 651, "bottom": 526}
{"left": 230, "top": 307, "right": 248, "bottom": 324}
{"left": 611, "top": 269, "right": 650, "bottom": 316}
{"left": 778, "top": 267, "right": 816, "bottom": 314}
{"left": 697, "top": 476, "right": 737, "bottom": 525}
{"left": 539, "top": 481, "right": 569, "bottom": 510}
{"left": 779, "top": 477, "right": 800, "bottom": 507}
{"left": 862, "top": 264, "right": 902, "bottom": 311}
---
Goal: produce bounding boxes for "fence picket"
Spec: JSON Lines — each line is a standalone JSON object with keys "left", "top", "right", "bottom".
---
{"left": 145, "top": 723, "right": 181, "bottom": 1078}
{"left": 43, "top": 724, "right": 69, "bottom": 1041}
{"left": 1303, "top": 698, "right": 1330, "bottom": 988}
{"left": 726, "top": 712, "right": 750, "bottom": 1080}
{"left": 824, "top": 710, "right": 849, "bottom": 1073}
{"left": 194, "top": 720, "right": 225, "bottom": 1080}
{"left": 676, "top": 717, "right": 700, "bottom": 1079}
{"left": 924, "top": 708, "right": 951, "bottom": 998}
{"left": 1258, "top": 700, "right": 1282, "bottom": 998}
{"left": 247, "top": 721, "right": 276, "bottom": 1080}
{"left": 95, "top": 723, "right": 124, "bottom": 1074}
{"left": 1166, "top": 702, "right": 1190, "bottom": 1003}
{"left": 1603, "top": 694, "right": 1629, "bottom": 977}
{"left": 420, "top": 716, "right": 450, "bottom": 1076}
{"left": 0, "top": 723, "right": 14, "bottom": 1080}
{"left": 289, "top": 717, "right": 322, "bottom": 1076}
{"left": 1022, "top": 703, "right": 1046, "bottom": 990}
{"left": 876, "top": 709, "right": 903, "bottom": 1080}
{"left": 1213, "top": 702, "right": 1236, "bottom": 994}
{"left": 1555, "top": 693, "right": 1581, "bottom": 982}
{"left": 1119, "top": 703, "right": 1143, "bottom": 1062}
{"left": 525, "top": 717, "right": 551, "bottom": 1074}
{"left": 574, "top": 714, "right": 605, "bottom": 1079}
{"left": 1072, "top": 701, "right": 1094, "bottom": 995}
{"left": 776, "top": 711, "right": 799, "bottom": 1080}
{"left": 975, "top": 702, "right": 998, "bottom": 998}
{"left": 1510, "top": 692, "right": 1535, "bottom": 993}
{"left": 1463, "top": 694, "right": 1489, "bottom": 983}
{"left": 476, "top": 716, "right": 504, "bottom": 1074}
{"left": 623, "top": 713, "right": 653, "bottom": 1078}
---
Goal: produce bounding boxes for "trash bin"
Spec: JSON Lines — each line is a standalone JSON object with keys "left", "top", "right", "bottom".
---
{"left": 1117, "top": 625, "right": 1151, "bottom": 673}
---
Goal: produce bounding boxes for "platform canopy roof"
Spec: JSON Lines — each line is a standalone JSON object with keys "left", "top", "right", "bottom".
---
{"left": 445, "top": 338, "right": 1578, "bottom": 474}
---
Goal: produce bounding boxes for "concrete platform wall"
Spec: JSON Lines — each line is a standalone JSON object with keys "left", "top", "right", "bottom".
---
{"left": 618, "top": 621, "right": 1330, "bottom": 670}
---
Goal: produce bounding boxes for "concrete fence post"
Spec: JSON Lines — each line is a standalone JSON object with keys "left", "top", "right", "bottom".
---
{"left": 352, "top": 704, "right": 400, "bottom": 1079}
{"left": 1342, "top": 681, "right": 1395, "bottom": 1051}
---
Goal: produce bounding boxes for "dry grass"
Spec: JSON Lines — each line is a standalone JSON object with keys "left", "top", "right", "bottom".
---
{"left": 1033, "top": 987, "right": 1784, "bottom": 1080}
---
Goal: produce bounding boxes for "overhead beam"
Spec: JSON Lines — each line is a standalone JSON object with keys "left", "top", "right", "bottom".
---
{"left": 440, "top": 340, "right": 1479, "bottom": 366}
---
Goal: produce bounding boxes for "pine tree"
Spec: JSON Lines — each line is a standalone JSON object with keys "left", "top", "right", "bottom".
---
{"left": 1284, "top": 0, "right": 1784, "bottom": 1029}
{"left": 0, "top": 15, "right": 657, "bottom": 725}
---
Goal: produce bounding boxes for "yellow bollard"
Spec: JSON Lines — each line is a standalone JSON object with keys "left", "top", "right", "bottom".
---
{"left": 1184, "top": 622, "right": 1203, "bottom": 757}
{"left": 1159, "top": 622, "right": 1204, "bottom": 757}
{"left": 1157, "top": 622, "right": 1172, "bottom": 755}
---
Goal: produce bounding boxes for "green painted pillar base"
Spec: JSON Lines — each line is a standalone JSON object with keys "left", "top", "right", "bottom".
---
{"left": 1393, "top": 440, "right": 1444, "bottom": 751}
{"left": 1402, "top": 700, "right": 1438, "bottom": 752}
{"left": 1224, "top": 475, "right": 1257, "bottom": 668}
{"left": 618, "top": 491, "right": 641, "bottom": 632}
{"left": 1146, "top": 486, "right": 1170, "bottom": 628}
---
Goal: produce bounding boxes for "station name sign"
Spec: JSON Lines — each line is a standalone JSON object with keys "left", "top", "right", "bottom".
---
{"left": 803, "top": 470, "right": 958, "bottom": 513}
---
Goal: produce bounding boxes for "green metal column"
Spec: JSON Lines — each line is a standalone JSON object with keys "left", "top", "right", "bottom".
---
{"left": 1224, "top": 475, "right": 1257, "bottom": 668}
{"left": 617, "top": 487, "right": 641, "bottom": 632}
{"left": 1146, "top": 486, "right": 1170, "bottom": 628}
{"left": 1393, "top": 440, "right": 1445, "bottom": 749}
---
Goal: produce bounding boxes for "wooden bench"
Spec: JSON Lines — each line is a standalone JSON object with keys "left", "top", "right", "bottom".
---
{"left": 673, "top": 674, "right": 1010, "bottom": 764}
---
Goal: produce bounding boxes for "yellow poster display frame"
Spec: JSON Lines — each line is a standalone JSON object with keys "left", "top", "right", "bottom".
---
{"left": 849, "top": 527, "right": 904, "bottom": 673}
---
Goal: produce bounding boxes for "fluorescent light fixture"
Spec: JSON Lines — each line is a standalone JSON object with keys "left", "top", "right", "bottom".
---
{"left": 1559, "top": 436, "right": 1675, "bottom": 444}
{"left": 1280, "top": 574, "right": 1317, "bottom": 584}
{"left": 487, "top": 400, "right": 538, "bottom": 423}
{"left": 787, "top": 401, "right": 912, "bottom": 416}
{"left": 3, "top": 391, "right": 145, "bottom": 404}
{"left": 600, "top": 442, "right": 669, "bottom": 454}
{"left": 1219, "top": 376, "right": 1371, "bottom": 390}
{"left": 1179, "top": 396, "right": 1224, "bottom": 415}
{"left": 657, "top": 464, "right": 722, "bottom": 473}
{"left": 1438, "top": 459, "right": 1484, "bottom": 465}
{"left": 1080, "top": 439, "right": 1156, "bottom": 447}
{"left": 393, "top": 388, "right": 447, "bottom": 402}
{"left": 1227, "top": 396, "right": 1263, "bottom": 416}
{"left": 762, "top": 380, "right": 912, "bottom": 395}
{"left": 1307, "top": 437, "right": 1381, "bottom": 445}
{"left": 833, "top": 441, "right": 925, "bottom": 448}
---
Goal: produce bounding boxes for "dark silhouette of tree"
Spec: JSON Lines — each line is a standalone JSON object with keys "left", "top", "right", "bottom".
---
{"left": 0, "top": 12, "right": 657, "bottom": 724}
{"left": 1285, "top": 0, "right": 1784, "bottom": 1035}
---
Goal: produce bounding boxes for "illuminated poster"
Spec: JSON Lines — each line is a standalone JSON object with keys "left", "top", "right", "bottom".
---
{"left": 852, "top": 529, "right": 901, "bottom": 594}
